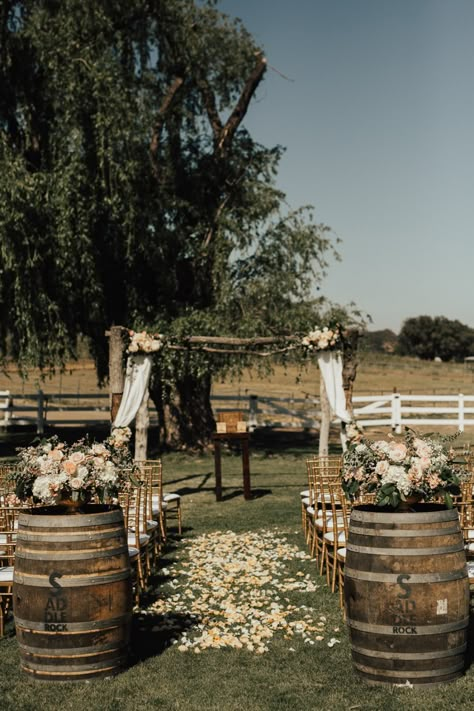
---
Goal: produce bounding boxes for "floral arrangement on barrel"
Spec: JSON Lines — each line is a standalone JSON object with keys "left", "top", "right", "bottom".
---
{"left": 301, "top": 322, "right": 342, "bottom": 352}
{"left": 10, "top": 426, "right": 139, "bottom": 508}
{"left": 342, "top": 427, "right": 466, "bottom": 509}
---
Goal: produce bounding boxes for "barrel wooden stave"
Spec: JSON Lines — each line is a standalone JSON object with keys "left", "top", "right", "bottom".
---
{"left": 13, "top": 505, "right": 132, "bottom": 681}
{"left": 345, "top": 505, "right": 470, "bottom": 687}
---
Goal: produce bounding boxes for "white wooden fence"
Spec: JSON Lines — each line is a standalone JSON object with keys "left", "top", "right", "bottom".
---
{"left": 1, "top": 390, "right": 474, "bottom": 433}
{"left": 352, "top": 393, "right": 474, "bottom": 433}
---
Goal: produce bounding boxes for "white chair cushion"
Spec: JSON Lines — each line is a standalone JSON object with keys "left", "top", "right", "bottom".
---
{"left": 302, "top": 497, "right": 311, "bottom": 507}
{"left": 0, "top": 566, "right": 14, "bottom": 583}
{"left": 337, "top": 547, "right": 347, "bottom": 561}
{"left": 315, "top": 515, "right": 345, "bottom": 530}
{"left": 151, "top": 496, "right": 168, "bottom": 511}
{"left": 128, "top": 546, "right": 140, "bottom": 560}
{"left": 324, "top": 530, "right": 346, "bottom": 544}
{"left": 163, "top": 493, "right": 180, "bottom": 502}
{"left": 146, "top": 520, "right": 158, "bottom": 532}
{"left": 128, "top": 532, "right": 150, "bottom": 546}
{"left": 300, "top": 490, "right": 310, "bottom": 498}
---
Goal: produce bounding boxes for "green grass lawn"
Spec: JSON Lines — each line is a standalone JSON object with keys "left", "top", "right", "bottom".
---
{"left": 1, "top": 450, "right": 474, "bottom": 710}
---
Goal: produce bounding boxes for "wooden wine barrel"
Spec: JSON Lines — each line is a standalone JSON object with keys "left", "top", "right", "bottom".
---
{"left": 13, "top": 504, "right": 133, "bottom": 681}
{"left": 344, "top": 504, "right": 469, "bottom": 688}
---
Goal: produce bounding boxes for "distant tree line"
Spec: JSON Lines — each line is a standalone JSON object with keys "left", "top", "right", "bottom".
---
{"left": 363, "top": 316, "right": 474, "bottom": 362}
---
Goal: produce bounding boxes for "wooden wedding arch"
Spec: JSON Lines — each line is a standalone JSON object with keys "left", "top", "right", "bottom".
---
{"left": 107, "top": 325, "right": 361, "bottom": 458}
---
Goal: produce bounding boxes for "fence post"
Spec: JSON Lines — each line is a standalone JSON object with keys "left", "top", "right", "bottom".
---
{"left": 248, "top": 395, "right": 258, "bottom": 431}
{"left": 37, "top": 389, "right": 45, "bottom": 435}
{"left": 459, "top": 393, "right": 465, "bottom": 433}
{"left": 391, "top": 391, "right": 401, "bottom": 434}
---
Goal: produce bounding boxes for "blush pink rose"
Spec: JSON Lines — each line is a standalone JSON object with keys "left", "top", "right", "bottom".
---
{"left": 70, "top": 452, "right": 86, "bottom": 465}
{"left": 375, "top": 460, "right": 390, "bottom": 476}
{"left": 388, "top": 442, "right": 407, "bottom": 462}
{"left": 48, "top": 449, "right": 64, "bottom": 461}
{"left": 62, "top": 460, "right": 77, "bottom": 476}
{"left": 413, "top": 438, "right": 431, "bottom": 458}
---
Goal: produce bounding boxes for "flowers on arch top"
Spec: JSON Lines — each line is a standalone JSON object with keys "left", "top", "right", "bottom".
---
{"left": 341, "top": 427, "right": 466, "bottom": 509}
{"left": 301, "top": 324, "right": 341, "bottom": 352}
{"left": 127, "top": 330, "right": 164, "bottom": 354}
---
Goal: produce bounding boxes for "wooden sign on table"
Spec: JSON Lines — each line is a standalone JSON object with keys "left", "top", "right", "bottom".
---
{"left": 216, "top": 411, "right": 246, "bottom": 434}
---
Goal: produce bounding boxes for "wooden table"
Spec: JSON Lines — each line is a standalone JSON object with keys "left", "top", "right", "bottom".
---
{"left": 212, "top": 432, "right": 251, "bottom": 501}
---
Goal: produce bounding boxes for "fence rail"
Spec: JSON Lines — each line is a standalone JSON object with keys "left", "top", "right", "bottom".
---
{"left": 1, "top": 390, "right": 474, "bottom": 434}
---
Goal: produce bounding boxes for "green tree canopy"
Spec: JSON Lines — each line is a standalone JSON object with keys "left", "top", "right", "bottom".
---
{"left": 0, "top": 0, "right": 343, "bottom": 445}
{"left": 397, "top": 316, "right": 474, "bottom": 362}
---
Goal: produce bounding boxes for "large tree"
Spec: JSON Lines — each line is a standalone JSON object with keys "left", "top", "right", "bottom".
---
{"left": 397, "top": 316, "right": 474, "bottom": 362}
{"left": 0, "top": 0, "right": 339, "bottom": 447}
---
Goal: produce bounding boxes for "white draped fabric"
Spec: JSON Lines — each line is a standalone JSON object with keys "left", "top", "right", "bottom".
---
{"left": 317, "top": 351, "right": 351, "bottom": 424}
{"left": 113, "top": 354, "right": 152, "bottom": 428}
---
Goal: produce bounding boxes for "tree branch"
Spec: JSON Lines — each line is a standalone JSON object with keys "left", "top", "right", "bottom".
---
{"left": 149, "top": 76, "right": 184, "bottom": 180}
{"left": 197, "top": 78, "right": 223, "bottom": 144}
{"left": 215, "top": 53, "right": 267, "bottom": 157}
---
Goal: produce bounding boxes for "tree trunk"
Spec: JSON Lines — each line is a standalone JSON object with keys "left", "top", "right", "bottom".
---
{"left": 108, "top": 326, "right": 126, "bottom": 423}
{"left": 149, "top": 373, "right": 215, "bottom": 450}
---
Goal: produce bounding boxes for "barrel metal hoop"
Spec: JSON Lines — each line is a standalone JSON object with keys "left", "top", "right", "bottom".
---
{"left": 18, "top": 640, "right": 128, "bottom": 658}
{"left": 13, "top": 568, "right": 131, "bottom": 588}
{"left": 350, "top": 642, "right": 467, "bottom": 660}
{"left": 352, "top": 659, "right": 465, "bottom": 679}
{"left": 20, "top": 658, "right": 128, "bottom": 674}
{"left": 344, "top": 566, "right": 467, "bottom": 584}
{"left": 350, "top": 508, "right": 458, "bottom": 524}
{"left": 14, "top": 612, "right": 132, "bottom": 633}
{"left": 16, "top": 528, "right": 123, "bottom": 543}
{"left": 18, "top": 509, "right": 123, "bottom": 529}
{"left": 346, "top": 543, "right": 464, "bottom": 556}
{"left": 348, "top": 525, "right": 461, "bottom": 538}
{"left": 14, "top": 545, "right": 129, "bottom": 561}
{"left": 347, "top": 616, "right": 470, "bottom": 636}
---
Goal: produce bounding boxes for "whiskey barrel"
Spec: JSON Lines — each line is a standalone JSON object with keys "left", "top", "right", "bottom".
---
{"left": 344, "top": 504, "right": 469, "bottom": 687}
{"left": 13, "top": 504, "right": 132, "bottom": 681}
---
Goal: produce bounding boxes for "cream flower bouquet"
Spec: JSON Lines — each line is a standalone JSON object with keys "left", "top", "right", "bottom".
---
{"left": 342, "top": 428, "right": 466, "bottom": 509}
{"left": 11, "top": 427, "right": 138, "bottom": 506}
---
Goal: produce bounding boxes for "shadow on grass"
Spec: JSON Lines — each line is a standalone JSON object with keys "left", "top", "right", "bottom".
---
{"left": 129, "top": 611, "right": 200, "bottom": 663}
{"left": 164, "top": 472, "right": 214, "bottom": 497}
{"left": 220, "top": 487, "right": 272, "bottom": 501}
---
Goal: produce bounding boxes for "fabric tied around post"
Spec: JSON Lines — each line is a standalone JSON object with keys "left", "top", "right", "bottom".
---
{"left": 317, "top": 351, "right": 352, "bottom": 424}
{"left": 113, "top": 354, "right": 152, "bottom": 428}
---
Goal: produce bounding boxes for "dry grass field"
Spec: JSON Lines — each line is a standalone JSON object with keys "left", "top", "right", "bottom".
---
{"left": 2, "top": 352, "right": 474, "bottom": 399}
{"left": 2, "top": 354, "right": 474, "bottom": 449}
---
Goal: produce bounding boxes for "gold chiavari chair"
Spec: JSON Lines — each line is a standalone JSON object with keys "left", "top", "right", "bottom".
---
{"left": 302, "top": 455, "right": 342, "bottom": 554}
{"left": 323, "top": 481, "right": 350, "bottom": 595}
{"left": 0, "top": 505, "right": 19, "bottom": 636}
{"left": 137, "top": 459, "right": 183, "bottom": 540}
{"left": 119, "top": 485, "right": 149, "bottom": 605}
{"left": 137, "top": 460, "right": 167, "bottom": 543}
{"left": 458, "top": 480, "right": 474, "bottom": 599}
{"left": 308, "top": 462, "right": 344, "bottom": 572}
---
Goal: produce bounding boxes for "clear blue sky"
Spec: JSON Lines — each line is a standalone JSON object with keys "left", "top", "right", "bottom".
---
{"left": 219, "top": 0, "right": 474, "bottom": 333}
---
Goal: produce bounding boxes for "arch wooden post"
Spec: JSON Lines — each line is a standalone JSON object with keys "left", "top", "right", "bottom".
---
{"left": 108, "top": 326, "right": 127, "bottom": 424}
{"left": 134, "top": 390, "right": 149, "bottom": 461}
{"left": 319, "top": 376, "right": 330, "bottom": 456}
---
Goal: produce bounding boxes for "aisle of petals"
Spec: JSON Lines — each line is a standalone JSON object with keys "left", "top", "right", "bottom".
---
{"left": 143, "top": 528, "right": 341, "bottom": 654}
